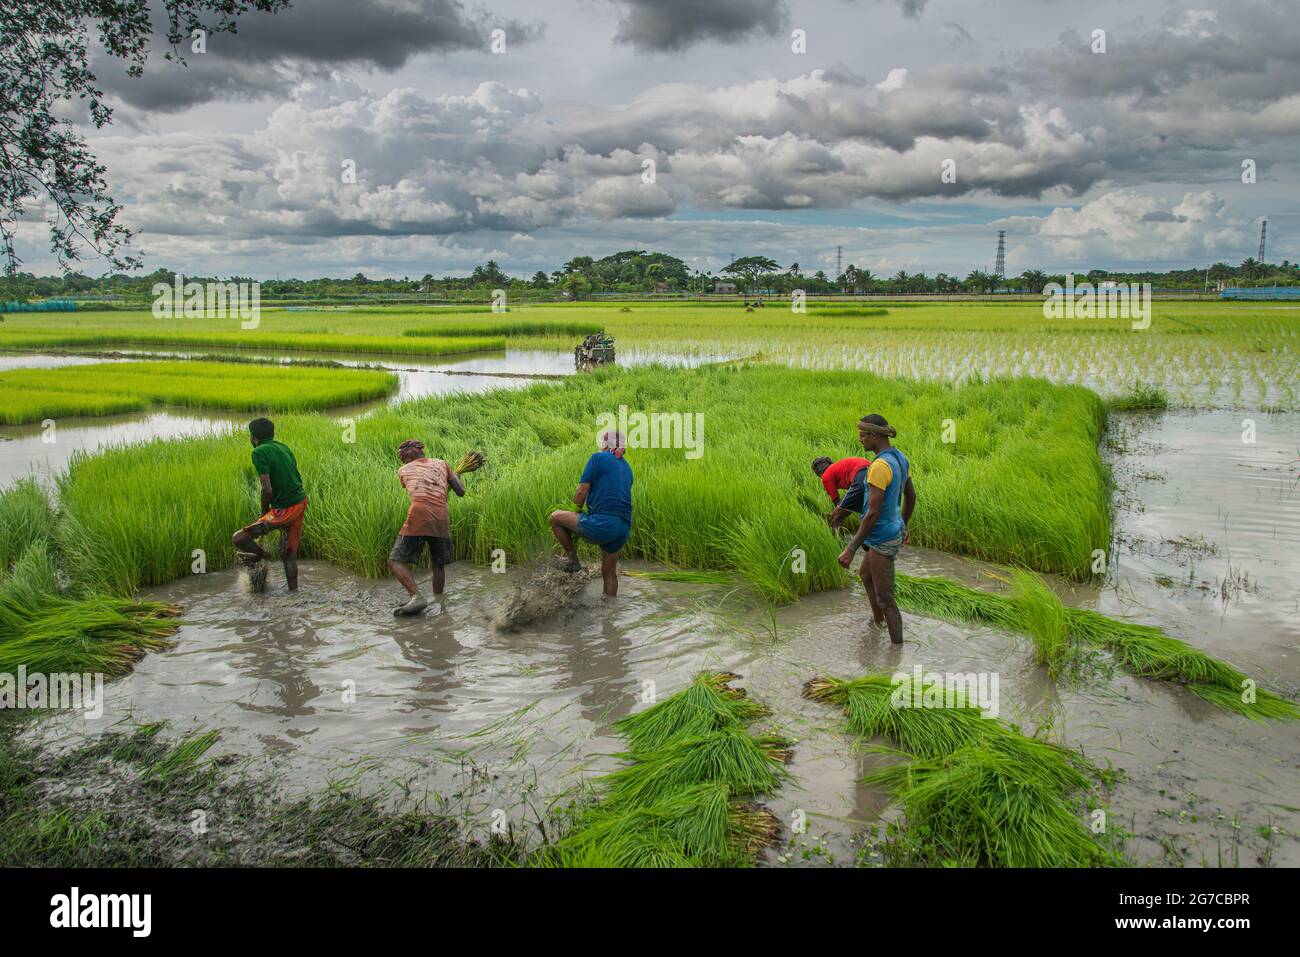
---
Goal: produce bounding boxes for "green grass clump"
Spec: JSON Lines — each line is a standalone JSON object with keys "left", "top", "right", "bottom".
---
{"left": 804, "top": 673, "right": 1115, "bottom": 867}
{"left": 532, "top": 673, "right": 786, "bottom": 868}
{"left": 892, "top": 571, "right": 1297, "bottom": 720}
{"left": 1109, "top": 383, "right": 1170, "bottom": 411}
{"left": 0, "top": 360, "right": 399, "bottom": 423}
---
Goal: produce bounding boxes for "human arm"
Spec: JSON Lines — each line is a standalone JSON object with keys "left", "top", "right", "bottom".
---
{"left": 447, "top": 464, "right": 466, "bottom": 497}
{"left": 838, "top": 485, "right": 884, "bottom": 567}
{"left": 901, "top": 475, "right": 916, "bottom": 543}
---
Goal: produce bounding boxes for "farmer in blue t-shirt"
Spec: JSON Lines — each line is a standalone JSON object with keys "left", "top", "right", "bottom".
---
{"left": 549, "top": 429, "right": 633, "bottom": 596}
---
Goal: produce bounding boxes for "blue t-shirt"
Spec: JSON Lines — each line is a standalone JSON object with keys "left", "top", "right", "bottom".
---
{"left": 579, "top": 451, "right": 633, "bottom": 523}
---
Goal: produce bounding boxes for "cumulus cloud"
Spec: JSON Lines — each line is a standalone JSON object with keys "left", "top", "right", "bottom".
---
{"left": 1035, "top": 190, "right": 1249, "bottom": 263}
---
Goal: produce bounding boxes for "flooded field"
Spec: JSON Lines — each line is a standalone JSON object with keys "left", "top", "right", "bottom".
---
{"left": 0, "top": 347, "right": 731, "bottom": 487}
{"left": 24, "top": 408, "right": 1300, "bottom": 867}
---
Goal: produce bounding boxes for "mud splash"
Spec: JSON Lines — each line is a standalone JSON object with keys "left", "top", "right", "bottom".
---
{"left": 491, "top": 563, "right": 598, "bottom": 631}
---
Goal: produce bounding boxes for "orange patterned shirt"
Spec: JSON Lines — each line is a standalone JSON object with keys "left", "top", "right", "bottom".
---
{"left": 397, "top": 458, "right": 450, "bottom": 538}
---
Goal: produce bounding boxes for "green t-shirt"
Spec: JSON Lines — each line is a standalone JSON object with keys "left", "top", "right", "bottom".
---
{"left": 252, "top": 440, "right": 306, "bottom": 509}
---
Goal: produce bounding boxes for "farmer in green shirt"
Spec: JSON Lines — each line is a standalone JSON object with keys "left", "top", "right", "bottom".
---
{"left": 233, "top": 417, "right": 308, "bottom": 591}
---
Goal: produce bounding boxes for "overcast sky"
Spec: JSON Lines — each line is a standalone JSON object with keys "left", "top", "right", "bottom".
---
{"left": 18, "top": 0, "right": 1300, "bottom": 279}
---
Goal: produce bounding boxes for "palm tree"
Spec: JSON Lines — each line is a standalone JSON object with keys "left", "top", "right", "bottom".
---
{"left": 1019, "top": 269, "right": 1048, "bottom": 294}
{"left": 1240, "top": 257, "right": 1260, "bottom": 280}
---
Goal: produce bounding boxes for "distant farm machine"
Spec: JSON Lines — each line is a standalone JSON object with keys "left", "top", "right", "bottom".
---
{"left": 575, "top": 332, "right": 616, "bottom": 365}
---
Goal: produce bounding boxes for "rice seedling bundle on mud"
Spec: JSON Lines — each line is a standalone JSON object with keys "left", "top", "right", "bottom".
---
{"left": 531, "top": 673, "right": 788, "bottom": 867}
{"left": 803, "top": 674, "right": 1120, "bottom": 868}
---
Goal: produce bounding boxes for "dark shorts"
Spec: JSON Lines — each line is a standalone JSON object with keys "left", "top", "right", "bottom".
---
{"left": 865, "top": 535, "right": 904, "bottom": 560}
{"left": 576, "top": 512, "right": 631, "bottom": 554}
{"left": 388, "top": 534, "right": 453, "bottom": 566}
{"left": 837, "top": 467, "right": 869, "bottom": 515}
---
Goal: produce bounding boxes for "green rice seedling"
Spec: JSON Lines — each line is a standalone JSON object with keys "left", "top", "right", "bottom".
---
{"left": 623, "top": 569, "right": 735, "bottom": 584}
{"left": 1010, "top": 568, "right": 1075, "bottom": 677}
{"left": 0, "top": 542, "right": 180, "bottom": 678}
{"left": 864, "top": 743, "right": 1114, "bottom": 867}
{"left": 533, "top": 673, "right": 787, "bottom": 867}
{"left": 0, "top": 361, "right": 399, "bottom": 423}
{"left": 143, "top": 729, "right": 220, "bottom": 783}
{"left": 599, "top": 725, "right": 790, "bottom": 807}
{"left": 801, "top": 673, "right": 998, "bottom": 759}
{"left": 806, "top": 672, "right": 1115, "bottom": 867}
{"left": 612, "top": 671, "right": 766, "bottom": 754}
{"left": 1108, "top": 383, "right": 1170, "bottom": 411}
{"left": 0, "top": 480, "right": 56, "bottom": 577}
{"left": 892, "top": 572, "right": 1298, "bottom": 721}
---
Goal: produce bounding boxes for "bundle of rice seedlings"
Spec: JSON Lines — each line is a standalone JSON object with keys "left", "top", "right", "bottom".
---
{"left": 1010, "top": 568, "right": 1075, "bottom": 677}
{"left": 454, "top": 449, "right": 487, "bottom": 475}
{"left": 600, "top": 725, "right": 790, "bottom": 807}
{"left": 0, "top": 542, "right": 180, "bottom": 677}
{"left": 865, "top": 743, "right": 1114, "bottom": 868}
{"left": 802, "top": 674, "right": 996, "bottom": 759}
{"left": 613, "top": 671, "right": 766, "bottom": 755}
{"left": 808, "top": 671, "right": 1114, "bottom": 868}
{"left": 894, "top": 572, "right": 1297, "bottom": 721}
{"left": 533, "top": 673, "right": 788, "bottom": 868}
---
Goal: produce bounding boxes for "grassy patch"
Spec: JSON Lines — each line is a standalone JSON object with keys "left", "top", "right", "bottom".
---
{"left": 0, "top": 360, "right": 399, "bottom": 423}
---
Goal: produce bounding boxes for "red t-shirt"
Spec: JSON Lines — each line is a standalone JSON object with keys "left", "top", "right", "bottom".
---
{"left": 821, "top": 457, "right": 872, "bottom": 501}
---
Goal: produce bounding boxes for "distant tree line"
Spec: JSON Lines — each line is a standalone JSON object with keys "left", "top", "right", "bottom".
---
{"left": 3, "top": 252, "right": 1298, "bottom": 304}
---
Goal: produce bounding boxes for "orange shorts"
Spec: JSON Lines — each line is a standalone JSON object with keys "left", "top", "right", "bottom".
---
{"left": 242, "top": 498, "right": 308, "bottom": 553}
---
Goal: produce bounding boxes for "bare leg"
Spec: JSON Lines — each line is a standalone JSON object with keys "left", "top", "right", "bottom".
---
{"left": 388, "top": 559, "right": 419, "bottom": 597}
{"left": 233, "top": 526, "right": 269, "bottom": 561}
{"left": 549, "top": 511, "right": 581, "bottom": 569}
{"left": 858, "top": 551, "right": 885, "bottom": 625}
{"left": 867, "top": 549, "right": 903, "bottom": 644}
{"left": 600, "top": 550, "right": 619, "bottom": 597}
{"left": 430, "top": 564, "right": 446, "bottom": 597}
{"left": 280, "top": 539, "right": 299, "bottom": 592}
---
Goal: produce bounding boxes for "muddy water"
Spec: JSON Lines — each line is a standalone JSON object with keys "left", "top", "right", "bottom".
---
{"left": 21, "top": 409, "right": 1300, "bottom": 867}
{"left": 0, "top": 349, "right": 728, "bottom": 488}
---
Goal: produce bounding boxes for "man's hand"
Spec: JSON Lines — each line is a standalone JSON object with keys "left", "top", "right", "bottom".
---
{"left": 902, "top": 525, "right": 910, "bottom": 545}
{"left": 837, "top": 548, "right": 854, "bottom": 568}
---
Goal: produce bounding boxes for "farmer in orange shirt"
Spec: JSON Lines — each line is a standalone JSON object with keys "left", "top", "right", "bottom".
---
{"left": 388, "top": 439, "right": 465, "bottom": 616}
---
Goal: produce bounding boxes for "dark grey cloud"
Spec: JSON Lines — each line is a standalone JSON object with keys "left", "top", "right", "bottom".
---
{"left": 610, "top": 0, "right": 788, "bottom": 52}
{"left": 97, "top": 0, "right": 542, "bottom": 111}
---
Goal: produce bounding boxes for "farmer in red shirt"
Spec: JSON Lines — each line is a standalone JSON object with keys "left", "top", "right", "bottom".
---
{"left": 812, "top": 455, "right": 872, "bottom": 522}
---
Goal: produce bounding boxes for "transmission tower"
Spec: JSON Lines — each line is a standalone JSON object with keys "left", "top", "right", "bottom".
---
{"left": 1258, "top": 219, "right": 1267, "bottom": 262}
{"left": 993, "top": 230, "right": 1007, "bottom": 282}
{"left": 836, "top": 245, "right": 842, "bottom": 277}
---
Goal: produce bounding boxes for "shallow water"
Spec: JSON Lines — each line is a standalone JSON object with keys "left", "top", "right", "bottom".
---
{"left": 0, "top": 348, "right": 724, "bottom": 488}
{"left": 23, "top": 408, "right": 1300, "bottom": 867}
